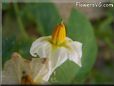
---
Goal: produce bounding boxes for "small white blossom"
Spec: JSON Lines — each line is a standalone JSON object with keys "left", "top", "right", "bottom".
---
{"left": 2, "top": 52, "right": 52, "bottom": 84}
{"left": 30, "top": 21, "right": 82, "bottom": 73}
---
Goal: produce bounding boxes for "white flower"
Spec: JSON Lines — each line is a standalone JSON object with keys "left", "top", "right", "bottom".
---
{"left": 30, "top": 21, "right": 82, "bottom": 73}
{"left": 2, "top": 52, "right": 51, "bottom": 84}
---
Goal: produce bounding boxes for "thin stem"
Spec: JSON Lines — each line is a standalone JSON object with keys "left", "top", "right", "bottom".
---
{"left": 13, "top": 3, "right": 28, "bottom": 39}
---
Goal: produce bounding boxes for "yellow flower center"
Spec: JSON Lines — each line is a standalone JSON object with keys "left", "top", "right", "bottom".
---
{"left": 52, "top": 21, "right": 66, "bottom": 45}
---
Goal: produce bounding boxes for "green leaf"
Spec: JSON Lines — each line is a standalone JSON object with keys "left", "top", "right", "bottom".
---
{"left": 3, "top": 15, "right": 19, "bottom": 64}
{"left": 50, "top": 8, "right": 97, "bottom": 84}
{"left": 2, "top": 14, "right": 32, "bottom": 65}
{"left": 21, "top": 3, "right": 61, "bottom": 36}
{"left": 2, "top": 3, "right": 11, "bottom": 10}
{"left": 3, "top": 3, "right": 97, "bottom": 83}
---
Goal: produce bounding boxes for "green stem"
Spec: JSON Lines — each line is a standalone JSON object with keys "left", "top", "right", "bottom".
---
{"left": 13, "top": 3, "right": 28, "bottom": 39}
{"left": 104, "top": 37, "right": 114, "bottom": 50}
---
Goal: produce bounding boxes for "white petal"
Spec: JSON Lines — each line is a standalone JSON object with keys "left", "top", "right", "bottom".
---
{"left": 67, "top": 41, "right": 82, "bottom": 67}
{"left": 68, "top": 51, "right": 82, "bottom": 67}
{"left": 2, "top": 60, "right": 19, "bottom": 84}
{"left": 49, "top": 47, "right": 68, "bottom": 71}
{"left": 71, "top": 41, "right": 82, "bottom": 58}
{"left": 2, "top": 53, "right": 31, "bottom": 84}
{"left": 30, "top": 36, "right": 52, "bottom": 58}
{"left": 30, "top": 58, "right": 52, "bottom": 83}
{"left": 66, "top": 37, "right": 73, "bottom": 42}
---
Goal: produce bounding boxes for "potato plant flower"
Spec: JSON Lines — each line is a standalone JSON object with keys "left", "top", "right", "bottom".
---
{"left": 2, "top": 52, "right": 51, "bottom": 84}
{"left": 30, "top": 21, "right": 82, "bottom": 73}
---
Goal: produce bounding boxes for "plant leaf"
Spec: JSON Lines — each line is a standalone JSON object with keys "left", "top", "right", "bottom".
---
{"left": 2, "top": 14, "right": 32, "bottom": 65}
{"left": 21, "top": 3, "right": 61, "bottom": 36}
{"left": 50, "top": 8, "right": 97, "bottom": 84}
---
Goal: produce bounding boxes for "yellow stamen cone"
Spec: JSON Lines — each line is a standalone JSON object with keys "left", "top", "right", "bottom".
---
{"left": 52, "top": 21, "right": 66, "bottom": 45}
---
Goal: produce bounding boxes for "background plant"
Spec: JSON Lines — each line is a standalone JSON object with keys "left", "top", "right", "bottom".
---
{"left": 2, "top": 2, "right": 114, "bottom": 84}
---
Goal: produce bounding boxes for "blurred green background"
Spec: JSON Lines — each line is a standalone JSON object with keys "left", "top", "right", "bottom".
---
{"left": 2, "top": 1, "right": 114, "bottom": 84}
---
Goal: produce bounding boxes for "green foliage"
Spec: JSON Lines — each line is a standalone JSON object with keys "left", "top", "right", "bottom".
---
{"left": 2, "top": 3, "right": 97, "bottom": 83}
{"left": 21, "top": 3, "right": 61, "bottom": 36}
{"left": 50, "top": 8, "right": 97, "bottom": 84}
{"left": 2, "top": 14, "right": 32, "bottom": 65}
{"left": 94, "top": 6, "right": 114, "bottom": 50}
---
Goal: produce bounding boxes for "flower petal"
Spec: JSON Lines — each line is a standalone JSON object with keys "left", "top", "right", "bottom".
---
{"left": 2, "top": 60, "right": 19, "bottom": 84}
{"left": 49, "top": 47, "right": 68, "bottom": 71}
{"left": 2, "top": 53, "right": 31, "bottom": 84}
{"left": 68, "top": 51, "right": 82, "bottom": 67}
{"left": 67, "top": 41, "right": 82, "bottom": 67}
{"left": 30, "top": 58, "right": 52, "bottom": 83}
{"left": 30, "top": 36, "right": 51, "bottom": 58}
{"left": 71, "top": 41, "right": 82, "bottom": 58}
